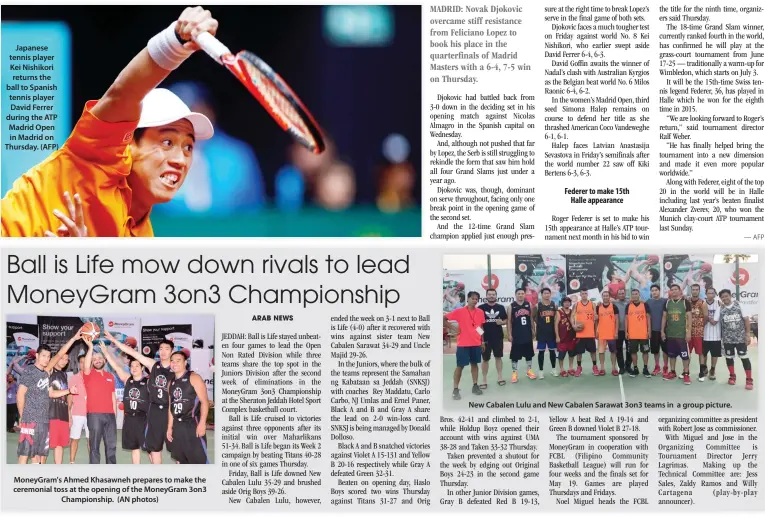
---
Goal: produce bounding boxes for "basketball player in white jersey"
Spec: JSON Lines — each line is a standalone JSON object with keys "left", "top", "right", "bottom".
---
{"left": 701, "top": 287, "right": 721, "bottom": 381}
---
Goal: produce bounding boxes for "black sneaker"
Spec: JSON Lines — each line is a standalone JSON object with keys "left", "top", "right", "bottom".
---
{"left": 452, "top": 389, "right": 461, "bottom": 400}
{"left": 643, "top": 366, "right": 651, "bottom": 378}
{"left": 629, "top": 368, "right": 638, "bottom": 378}
{"left": 618, "top": 368, "right": 625, "bottom": 375}
{"left": 699, "top": 368, "right": 707, "bottom": 382}
{"left": 472, "top": 384, "right": 483, "bottom": 395}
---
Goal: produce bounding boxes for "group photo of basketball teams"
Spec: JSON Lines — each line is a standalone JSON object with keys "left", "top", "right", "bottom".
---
{"left": 5, "top": 315, "right": 214, "bottom": 464}
{"left": 443, "top": 254, "right": 759, "bottom": 410}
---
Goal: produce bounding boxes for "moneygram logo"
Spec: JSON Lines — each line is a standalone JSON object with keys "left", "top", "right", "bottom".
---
{"left": 731, "top": 268, "right": 750, "bottom": 286}
{"left": 482, "top": 274, "right": 499, "bottom": 290}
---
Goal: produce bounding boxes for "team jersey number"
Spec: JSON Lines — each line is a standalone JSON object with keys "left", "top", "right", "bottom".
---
{"left": 157, "top": 389, "right": 165, "bottom": 399}
{"left": 130, "top": 400, "right": 137, "bottom": 411}
{"left": 173, "top": 403, "right": 183, "bottom": 415}
{"left": 545, "top": 316, "right": 551, "bottom": 324}
{"left": 671, "top": 313, "right": 680, "bottom": 322}
{"left": 520, "top": 316, "right": 528, "bottom": 326}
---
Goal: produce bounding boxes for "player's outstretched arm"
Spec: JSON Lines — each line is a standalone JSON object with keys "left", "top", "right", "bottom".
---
{"left": 45, "top": 329, "right": 83, "bottom": 374}
{"left": 83, "top": 339, "right": 94, "bottom": 375}
{"left": 91, "top": 7, "right": 218, "bottom": 124}
{"left": 104, "top": 330, "right": 155, "bottom": 370}
{"left": 100, "top": 344, "right": 130, "bottom": 384}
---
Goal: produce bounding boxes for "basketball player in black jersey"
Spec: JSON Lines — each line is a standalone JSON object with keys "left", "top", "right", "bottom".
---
{"left": 101, "top": 344, "right": 149, "bottom": 464}
{"left": 508, "top": 288, "right": 537, "bottom": 383}
{"left": 167, "top": 351, "right": 210, "bottom": 464}
{"left": 105, "top": 331, "right": 174, "bottom": 464}
{"left": 532, "top": 288, "right": 558, "bottom": 379}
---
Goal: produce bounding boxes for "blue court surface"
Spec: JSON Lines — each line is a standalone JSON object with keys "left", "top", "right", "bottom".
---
{"left": 443, "top": 340, "right": 759, "bottom": 412}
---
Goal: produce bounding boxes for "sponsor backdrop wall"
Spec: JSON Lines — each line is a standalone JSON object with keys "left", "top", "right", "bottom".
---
{"left": 5, "top": 314, "right": 215, "bottom": 429}
{"left": 442, "top": 269, "right": 515, "bottom": 313}
{"left": 444, "top": 255, "right": 757, "bottom": 312}
{"left": 515, "top": 254, "right": 566, "bottom": 306}
{"left": 713, "top": 262, "right": 759, "bottom": 317}
{"left": 662, "top": 254, "right": 714, "bottom": 298}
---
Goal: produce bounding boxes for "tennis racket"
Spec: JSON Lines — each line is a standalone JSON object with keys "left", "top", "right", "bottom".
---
{"left": 193, "top": 32, "right": 326, "bottom": 154}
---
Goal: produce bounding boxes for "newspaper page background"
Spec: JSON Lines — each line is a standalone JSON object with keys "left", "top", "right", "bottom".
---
{"left": 1, "top": 0, "right": 764, "bottom": 515}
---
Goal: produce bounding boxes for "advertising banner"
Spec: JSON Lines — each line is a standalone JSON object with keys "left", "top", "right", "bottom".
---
{"left": 662, "top": 254, "right": 714, "bottom": 297}
{"left": 443, "top": 268, "right": 515, "bottom": 311}
{"left": 515, "top": 254, "right": 567, "bottom": 306}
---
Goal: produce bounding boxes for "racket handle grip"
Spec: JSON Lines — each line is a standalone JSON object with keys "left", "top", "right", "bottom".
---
{"left": 195, "top": 32, "right": 231, "bottom": 63}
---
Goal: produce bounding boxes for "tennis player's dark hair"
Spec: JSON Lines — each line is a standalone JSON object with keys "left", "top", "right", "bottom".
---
{"left": 37, "top": 344, "right": 52, "bottom": 354}
{"left": 159, "top": 339, "right": 174, "bottom": 350}
{"left": 649, "top": 269, "right": 660, "bottom": 282}
{"left": 541, "top": 287, "right": 551, "bottom": 294}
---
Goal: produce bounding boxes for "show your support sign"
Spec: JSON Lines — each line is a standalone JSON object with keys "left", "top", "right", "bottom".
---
{"left": 37, "top": 315, "right": 140, "bottom": 394}
{"left": 141, "top": 324, "right": 193, "bottom": 359}
{"left": 443, "top": 268, "right": 515, "bottom": 312}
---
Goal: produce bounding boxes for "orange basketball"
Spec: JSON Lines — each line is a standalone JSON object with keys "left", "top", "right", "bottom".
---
{"left": 80, "top": 322, "right": 100, "bottom": 339}
{"left": 124, "top": 336, "right": 138, "bottom": 348}
{"left": 574, "top": 322, "right": 585, "bottom": 332}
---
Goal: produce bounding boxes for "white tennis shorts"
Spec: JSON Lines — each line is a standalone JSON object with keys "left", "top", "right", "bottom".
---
{"left": 69, "top": 415, "right": 89, "bottom": 439}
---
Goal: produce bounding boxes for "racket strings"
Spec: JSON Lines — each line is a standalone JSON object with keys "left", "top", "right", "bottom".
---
{"left": 240, "top": 59, "right": 312, "bottom": 141}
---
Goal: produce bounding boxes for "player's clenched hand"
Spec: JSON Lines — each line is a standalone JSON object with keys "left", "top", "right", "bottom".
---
{"left": 175, "top": 7, "right": 218, "bottom": 51}
{"left": 46, "top": 192, "right": 87, "bottom": 237}
{"left": 196, "top": 422, "right": 206, "bottom": 438}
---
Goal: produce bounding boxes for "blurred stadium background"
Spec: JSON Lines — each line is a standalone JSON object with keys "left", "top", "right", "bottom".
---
{"left": 1, "top": 5, "right": 421, "bottom": 236}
